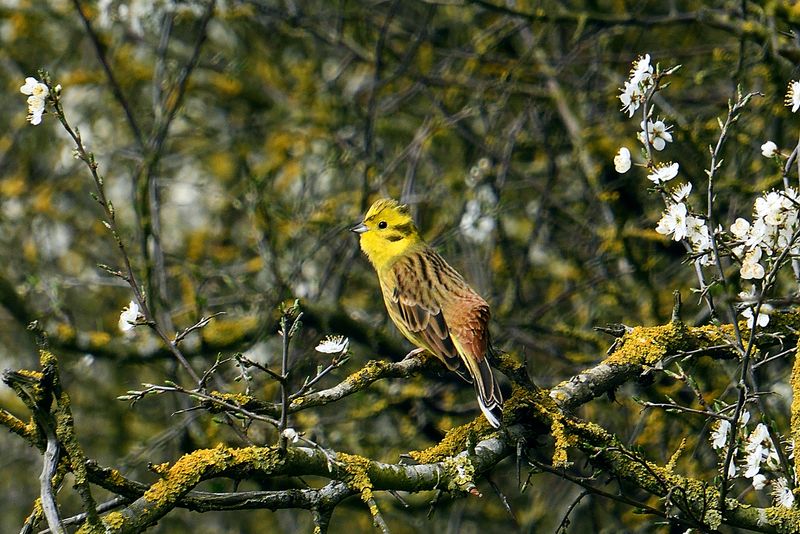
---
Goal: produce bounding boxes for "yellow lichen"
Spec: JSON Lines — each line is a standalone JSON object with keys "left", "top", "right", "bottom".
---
{"left": 408, "top": 418, "right": 485, "bottom": 464}
{"left": 142, "top": 445, "right": 282, "bottom": 507}
{"left": 604, "top": 323, "right": 687, "bottom": 366}
{"left": 39, "top": 350, "right": 57, "bottom": 367}
{"left": 151, "top": 462, "right": 171, "bottom": 476}
{"left": 346, "top": 360, "right": 390, "bottom": 387}
{"left": 338, "top": 452, "right": 375, "bottom": 506}
{"left": 550, "top": 417, "right": 576, "bottom": 468}
{"left": 102, "top": 511, "right": 125, "bottom": 528}
{"left": 666, "top": 438, "right": 687, "bottom": 474}
{"left": 765, "top": 505, "right": 800, "bottom": 533}
{"left": 210, "top": 391, "right": 256, "bottom": 407}
{"left": 442, "top": 455, "right": 476, "bottom": 493}
{"left": 107, "top": 468, "right": 127, "bottom": 487}
{"left": 17, "top": 369, "right": 43, "bottom": 380}
{"left": 0, "top": 408, "right": 31, "bottom": 438}
{"left": 791, "top": 336, "right": 800, "bottom": 480}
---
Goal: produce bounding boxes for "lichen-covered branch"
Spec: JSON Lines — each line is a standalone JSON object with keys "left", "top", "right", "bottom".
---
{"left": 549, "top": 316, "right": 800, "bottom": 411}
{"left": 81, "top": 432, "right": 508, "bottom": 533}
{"left": 198, "top": 353, "right": 437, "bottom": 418}
{"left": 7, "top": 314, "right": 800, "bottom": 532}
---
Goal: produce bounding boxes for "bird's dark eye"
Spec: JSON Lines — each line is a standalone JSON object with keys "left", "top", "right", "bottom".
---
{"left": 378, "top": 221, "right": 388, "bottom": 229}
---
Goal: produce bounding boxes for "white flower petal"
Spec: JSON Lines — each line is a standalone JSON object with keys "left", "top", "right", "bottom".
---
{"left": 647, "top": 162, "right": 679, "bottom": 184}
{"left": 315, "top": 335, "right": 350, "bottom": 354}
{"left": 761, "top": 141, "right": 778, "bottom": 158}
{"left": 614, "top": 147, "right": 631, "bottom": 173}
{"left": 118, "top": 300, "right": 140, "bottom": 332}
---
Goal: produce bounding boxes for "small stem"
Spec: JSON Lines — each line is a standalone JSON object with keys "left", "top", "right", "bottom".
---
{"left": 279, "top": 316, "right": 291, "bottom": 449}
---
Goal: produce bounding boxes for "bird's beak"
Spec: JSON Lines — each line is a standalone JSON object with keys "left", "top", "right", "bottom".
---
{"left": 351, "top": 222, "right": 368, "bottom": 234}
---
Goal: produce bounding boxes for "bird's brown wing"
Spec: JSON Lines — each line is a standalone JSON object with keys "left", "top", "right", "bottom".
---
{"left": 385, "top": 249, "right": 467, "bottom": 377}
{"left": 385, "top": 248, "right": 503, "bottom": 427}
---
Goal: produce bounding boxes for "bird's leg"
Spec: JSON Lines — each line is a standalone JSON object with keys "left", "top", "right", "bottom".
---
{"left": 403, "top": 347, "right": 426, "bottom": 361}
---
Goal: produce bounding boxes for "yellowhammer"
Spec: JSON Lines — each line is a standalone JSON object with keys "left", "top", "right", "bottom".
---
{"left": 352, "top": 198, "right": 503, "bottom": 427}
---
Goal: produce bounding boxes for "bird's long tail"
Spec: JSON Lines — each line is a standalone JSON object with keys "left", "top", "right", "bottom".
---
{"left": 469, "top": 355, "right": 503, "bottom": 428}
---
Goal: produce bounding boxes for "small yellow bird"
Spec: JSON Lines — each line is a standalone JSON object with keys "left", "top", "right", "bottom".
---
{"left": 352, "top": 198, "right": 503, "bottom": 427}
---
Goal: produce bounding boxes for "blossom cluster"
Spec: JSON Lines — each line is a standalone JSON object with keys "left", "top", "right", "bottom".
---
{"left": 728, "top": 189, "right": 800, "bottom": 281}
{"left": 619, "top": 54, "right": 654, "bottom": 118}
{"left": 615, "top": 56, "right": 712, "bottom": 265}
{"left": 616, "top": 56, "right": 800, "bottom": 330}
{"left": 19, "top": 77, "right": 48, "bottom": 125}
{"left": 617, "top": 57, "right": 800, "bottom": 509}
{"left": 709, "top": 414, "right": 794, "bottom": 507}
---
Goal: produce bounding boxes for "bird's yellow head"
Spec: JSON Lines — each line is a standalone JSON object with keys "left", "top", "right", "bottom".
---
{"left": 352, "top": 198, "right": 423, "bottom": 270}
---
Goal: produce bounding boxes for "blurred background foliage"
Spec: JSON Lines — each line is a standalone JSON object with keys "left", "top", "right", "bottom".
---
{"left": 1, "top": 0, "right": 800, "bottom": 532}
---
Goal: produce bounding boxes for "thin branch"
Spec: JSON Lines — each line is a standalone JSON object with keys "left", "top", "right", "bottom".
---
{"left": 38, "top": 496, "right": 130, "bottom": 533}
{"left": 37, "top": 420, "right": 65, "bottom": 534}
{"left": 70, "top": 0, "right": 144, "bottom": 147}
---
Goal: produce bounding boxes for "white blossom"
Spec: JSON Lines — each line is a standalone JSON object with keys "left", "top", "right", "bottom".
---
{"left": 629, "top": 54, "right": 653, "bottom": 85}
{"left": 744, "top": 443, "right": 765, "bottom": 478}
{"left": 730, "top": 218, "right": 751, "bottom": 240}
{"left": 738, "top": 285, "right": 758, "bottom": 303}
{"left": 19, "top": 76, "right": 48, "bottom": 125}
{"left": 460, "top": 197, "right": 496, "bottom": 244}
{"left": 281, "top": 428, "right": 300, "bottom": 443}
{"left": 655, "top": 203, "right": 688, "bottom": 241}
{"left": 742, "top": 306, "right": 771, "bottom": 329}
{"left": 744, "top": 218, "right": 770, "bottom": 250}
{"left": 773, "top": 477, "right": 795, "bottom": 508}
{"left": 710, "top": 419, "right": 730, "bottom": 449}
{"left": 670, "top": 182, "right": 692, "bottom": 202}
{"left": 619, "top": 80, "right": 643, "bottom": 117}
{"left": 118, "top": 300, "right": 140, "bottom": 332}
{"left": 686, "top": 216, "right": 711, "bottom": 251}
{"left": 786, "top": 80, "right": 800, "bottom": 113}
{"left": 752, "top": 473, "right": 767, "bottom": 491}
{"left": 618, "top": 55, "right": 653, "bottom": 118}
{"left": 725, "top": 458, "right": 738, "bottom": 478}
{"left": 740, "top": 411, "right": 751, "bottom": 426}
{"left": 742, "top": 423, "right": 779, "bottom": 479}
{"left": 647, "top": 162, "right": 679, "bottom": 184}
{"left": 315, "top": 335, "right": 350, "bottom": 354}
{"left": 740, "top": 247, "right": 765, "bottom": 280}
{"left": 638, "top": 119, "right": 673, "bottom": 151}
{"left": 761, "top": 141, "right": 778, "bottom": 158}
{"left": 755, "top": 191, "right": 790, "bottom": 226}
{"left": 614, "top": 147, "right": 631, "bottom": 173}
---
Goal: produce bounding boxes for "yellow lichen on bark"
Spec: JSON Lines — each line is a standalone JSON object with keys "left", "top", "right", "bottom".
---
{"left": 790, "top": 336, "right": 800, "bottom": 482}
{"left": 101, "top": 511, "right": 125, "bottom": 529}
{"left": 337, "top": 452, "right": 375, "bottom": 506}
{"left": 442, "top": 455, "right": 476, "bottom": 492}
{"left": 407, "top": 418, "right": 486, "bottom": 464}
{"left": 550, "top": 417, "right": 576, "bottom": 468}
{"left": 604, "top": 323, "right": 686, "bottom": 366}
{"left": 141, "top": 445, "right": 282, "bottom": 505}
{"left": 16, "top": 368, "right": 44, "bottom": 380}
{"left": 209, "top": 391, "right": 256, "bottom": 407}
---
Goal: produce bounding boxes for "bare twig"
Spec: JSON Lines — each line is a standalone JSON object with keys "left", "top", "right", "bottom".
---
{"left": 70, "top": 0, "right": 144, "bottom": 147}
{"left": 278, "top": 303, "right": 303, "bottom": 449}
{"left": 38, "top": 496, "right": 129, "bottom": 533}
{"left": 37, "top": 419, "right": 65, "bottom": 534}
{"left": 174, "top": 312, "right": 226, "bottom": 345}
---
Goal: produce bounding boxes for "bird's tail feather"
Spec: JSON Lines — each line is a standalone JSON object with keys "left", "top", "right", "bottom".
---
{"left": 470, "top": 357, "right": 503, "bottom": 428}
